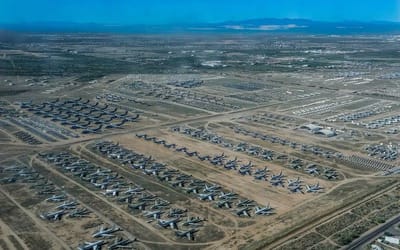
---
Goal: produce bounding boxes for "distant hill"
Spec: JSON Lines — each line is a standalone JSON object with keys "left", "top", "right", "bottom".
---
{"left": 1, "top": 18, "right": 400, "bottom": 34}
{"left": 197, "top": 18, "right": 400, "bottom": 34}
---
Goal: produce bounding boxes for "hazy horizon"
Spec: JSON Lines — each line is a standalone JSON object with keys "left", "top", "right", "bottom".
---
{"left": 1, "top": 0, "right": 399, "bottom": 25}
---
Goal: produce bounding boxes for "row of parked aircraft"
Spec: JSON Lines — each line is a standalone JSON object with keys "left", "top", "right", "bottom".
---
{"left": 40, "top": 150, "right": 205, "bottom": 242}
{"left": 0, "top": 164, "right": 125, "bottom": 249}
{"left": 94, "top": 140, "right": 276, "bottom": 219}
{"left": 173, "top": 126, "right": 339, "bottom": 181}
{"left": 19, "top": 98, "right": 139, "bottom": 134}
{"left": 136, "top": 134, "right": 324, "bottom": 194}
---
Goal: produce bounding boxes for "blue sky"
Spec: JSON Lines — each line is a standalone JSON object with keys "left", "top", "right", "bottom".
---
{"left": 1, "top": 0, "right": 399, "bottom": 24}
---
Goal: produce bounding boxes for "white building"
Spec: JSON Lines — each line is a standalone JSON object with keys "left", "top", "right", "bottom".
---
{"left": 384, "top": 236, "right": 400, "bottom": 245}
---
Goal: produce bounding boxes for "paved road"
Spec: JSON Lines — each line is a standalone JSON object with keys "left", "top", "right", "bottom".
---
{"left": 345, "top": 214, "right": 400, "bottom": 250}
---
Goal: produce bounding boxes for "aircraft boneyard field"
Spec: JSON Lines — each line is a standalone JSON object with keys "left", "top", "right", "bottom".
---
{"left": 0, "top": 33, "right": 400, "bottom": 249}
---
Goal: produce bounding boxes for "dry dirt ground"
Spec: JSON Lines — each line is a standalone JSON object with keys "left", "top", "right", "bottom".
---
{"left": 1, "top": 44, "right": 400, "bottom": 249}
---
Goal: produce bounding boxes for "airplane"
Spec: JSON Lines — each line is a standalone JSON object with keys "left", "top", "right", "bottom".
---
{"left": 19, "top": 100, "right": 33, "bottom": 108}
{"left": 124, "top": 114, "right": 140, "bottom": 122}
{"left": 254, "top": 203, "right": 275, "bottom": 215}
{"left": 240, "top": 161, "right": 253, "bottom": 168}
{"left": 143, "top": 168, "right": 160, "bottom": 176}
{"left": 123, "top": 185, "right": 144, "bottom": 195}
{"left": 270, "top": 171, "right": 284, "bottom": 180}
{"left": 0, "top": 176, "right": 17, "bottom": 184}
{"left": 288, "top": 184, "right": 304, "bottom": 194}
{"left": 254, "top": 167, "right": 269, "bottom": 175}
{"left": 198, "top": 192, "right": 215, "bottom": 201}
{"left": 60, "top": 116, "right": 81, "bottom": 125}
{"left": 175, "top": 228, "right": 198, "bottom": 240}
{"left": 107, "top": 237, "right": 135, "bottom": 250}
{"left": 234, "top": 207, "right": 251, "bottom": 217}
{"left": 306, "top": 182, "right": 324, "bottom": 193}
{"left": 166, "top": 207, "right": 186, "bottom": 216}
{"left": 254, "top": 173, "right": 267, "bottom": 181}
{"left": 92, "top": 181, "right": 109, "bottom": 190}
{"left": 143, "top": 210, "right": 164, "bottom": 219}
{"left": 105, "top": 119, "right": 127, "bottom": 129}
{"left": 238, "top": 167, "right": 252, "bottom": 176}
{"left": 82, "top": 125, "right": 103, "bottom": 134}
{"left": 51, "top": 113, "right": 72, "bottom": 122}
{"left": 68, "top": 208, "right": 91, "bottom": 218}
{"left": 236, "top": 199, "right": 255, "bottom": 207}
{"left": 117, "top": 194, "right": 133, "bottom": 203}
{"left": 137, "top": 194, "right": 156, "bottom": 202}
{"left": 324, "top": 171, "right": 338, "bottom": 180}
{"left": 40, "top": 210, "right": 66, "bottom": 220}
{"left": 112, "top": 110, "right": 129, "bottom": 119}
{"left": 182, "top": 216, "right": 206, "bottom": 226}
{"left": 185, "top": 151, "right": 198, "bottom": 157}
{"left": 56, "top": 200, "right": 78, "bottom": 210}
{"left": 99, "top": 104, "right": 109, "bottom": 110}
{"left": 77, "top": 240, "right": 105, "bottom": 250}
{"left": 203, "top": 184, "right": 221, "bottom": 193}
{"left": 171, "top": 180, "right": 186, "bottom": 188}
{"left": 71, "top": 121, "right": 91, "bottom": 130}
{"left": 215, "top": 199, "right": 232, "bottom": 208}
{"left": 128, "top": 202, "right": 147, "bottom": 211}
{"left": 157, "top": 218, "right": 180, "bottom": 229}
{"left": 270, "top": 178, "right": 284, "bottom": 187}
{"left": 197, "top": 155, "right": 210, "bottom": 161}
{"left": 224, "top": 157, "right": 240, "bottom": 170}
{"left": 151, "top": 199, "right": 170, "bottom": 210}
{"left": 218, "top": 191, "right": 237, "bottom": 200}
{"left": 184, "top": 186, "right": 199, "bottom": 194}
{"left": 287, "top": 177, "right": 302, "bottom": 187}
{"left": 209, "top": 153, "right": 226, "bottom": 165}
{"left": 305, "top": 166, "right": 320, "bottom": 175}
{"left": 101, "top": 188, "right": 119, "bottom": 197}
{"left": 46, "top": 194, "right": 67, "bottom": 202}
{"left": 92, "top": 225, "right": 121, "bottom": 238}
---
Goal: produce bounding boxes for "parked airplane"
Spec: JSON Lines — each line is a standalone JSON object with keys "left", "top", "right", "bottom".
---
{"left": 40, "top": 210, "right": 66, "bottom": 220}
{"left": 184, "top": 186, "right": 199, "bottom": 194}
{"left": 157, "top": 218, "right": 180, "bottom": 229}
{"left": 92, "top": 225, "right": 121, "bottom": 238}
{"left": 218, "top": 191, "right": 237, "bottom": 200}
{"left": 305, "top": 165, "right": 320, "bottom": 175}
{"left": 236, "top": 199, "right": 255, "bottom": 207}
{"left": 151, "top": 199, "right": 170, "bottom": 210}
{"left": 45, "top": 194, "right": 67, "bottom": 202}
{"left": 288, "top": 184, "right": 304, "bottom": 194}
{"left": 101, "top": 188, "right": 119, "bottom": 197}
{"left": 182, "top": 216, "right": 206, "bottom": 226}
{"left": 270, "top": 171, "right": 284, "bottom": 180}
{"left": 215, "top": 199, "right": 232, "bottom": 208}
{"left": 143, "top": 210, "right": 164, "bottom": 219}
{"left": 77, "top": 240, "right": 105, "bottom": 250}
{"left": 128, "top": 202, "right": 147, "bottom": 210}
{"left": 270, "top": 178, "right": 284, "bottom": 187}
{"left": 175, "top": 228, "right": 198, "bottom": 240}
{"left": 234, "top": 207, "right": 251, "bottom": 217}
{"left": 123, "top": 185, "right": 144, "bottom": 195}
{"left": 107, "top": 237, "right": 134, "bottom": 250}
{"left": 203, "top": 184, "right": 221, "bottom": 193}
{"left": 287, "top": 177, "right": 302, "bottom": 187}
{"left": 306, "top": 182, "right": 324, "bottom": 193}
{"left": 198, "top": 192, "right": 215, "bottom": 201}
{"left": 105, "top": 119, "right": 127, "bottom": 129}
{"left": 254, "top": 203, "right": 274, "bottom": 215}
{"left": 56, "top": 200, "right": 78, "bottom": 210}
{"left": 71, "top": 121, "right": 91, "bottom": 130}
{"left": 81, "top": 125, "right": 103, "bottom": 134}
